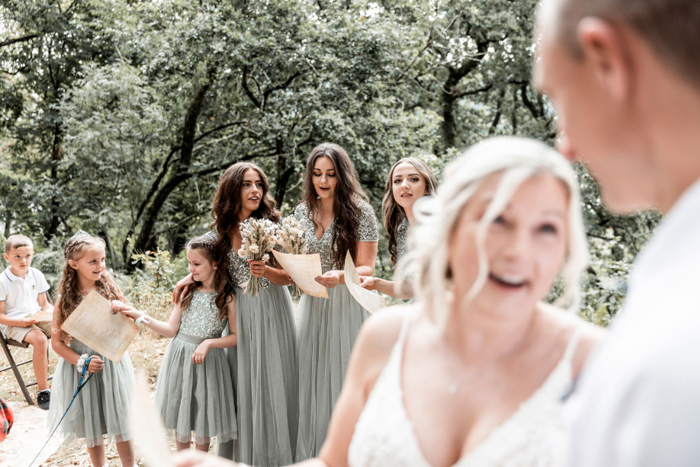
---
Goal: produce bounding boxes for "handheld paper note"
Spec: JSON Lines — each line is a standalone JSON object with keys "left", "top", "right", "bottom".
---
{"left": 344, "top": 251, "right": 387, "bottom": 314}
{"left": 272, "top": 250, "right": 329, "bottom": 298}
{"left": 61, "top": 290, "right": 138, "bottom": 363}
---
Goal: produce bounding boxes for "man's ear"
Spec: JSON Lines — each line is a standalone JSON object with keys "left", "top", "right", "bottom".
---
{"left": 578, "top": 17, "right": 634, "bottom": 101}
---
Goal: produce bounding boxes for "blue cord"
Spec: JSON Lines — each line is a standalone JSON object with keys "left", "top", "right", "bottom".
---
{"left": 28, "top": 356, "right": 95, "bottom": 467}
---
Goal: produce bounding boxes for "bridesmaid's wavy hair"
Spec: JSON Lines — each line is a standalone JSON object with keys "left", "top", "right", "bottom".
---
{"left": 211, "top": 162, "right": 280, "bottom": 272}
{"left": 180, "top": 234, "right": 233, "bottom": 321}
{"left": 411, "top": 136, "right": 588, "bottom": 330}
{"left": 302, "top": 143, "right": 368, "bottom": 268}
{"left": 55, "top": 233, "right": 124, "bottom": 342}
{"left": 381, "top": 157, "right": 439, "bottom": 265}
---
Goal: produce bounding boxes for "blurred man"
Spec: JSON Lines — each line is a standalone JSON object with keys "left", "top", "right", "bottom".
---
{"left": 535, "top": 0, "right": 700, "bottom": 465}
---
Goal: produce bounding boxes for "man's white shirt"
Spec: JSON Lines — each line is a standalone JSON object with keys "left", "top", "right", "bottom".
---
{"left": 564, "top": 178, "right": 700, "bottom": 467}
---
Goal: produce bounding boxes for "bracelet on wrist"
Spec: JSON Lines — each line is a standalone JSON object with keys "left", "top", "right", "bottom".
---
{"left": 135, "top": 313, "right": 151, "bottom": 325}
{"left": 76, "top": 353, "right": 89, "bottom": 374}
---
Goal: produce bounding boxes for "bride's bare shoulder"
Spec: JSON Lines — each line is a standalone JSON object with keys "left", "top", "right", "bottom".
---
{"left": 539, "top": 302, "right": 607, "bottom": 376}
{"left": 358, "top": 305, "right": 415, "bottom": 351}
{"left": 350, "top": 305, "right": 417, "bottom": 379}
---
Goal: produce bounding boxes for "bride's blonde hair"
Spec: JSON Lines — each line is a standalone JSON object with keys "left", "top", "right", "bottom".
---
{"left": 410, "top": 136, "right": 588, "bottom": 329}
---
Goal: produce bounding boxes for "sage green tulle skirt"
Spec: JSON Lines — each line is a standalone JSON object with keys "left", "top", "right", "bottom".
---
{"left": 155, "top": 335, "right": 237, "bottom": 445}
{"left": 216, "top": 284, "right": 299, "bottom": 465}
{"left": 48, "top": 340, "right": 135, "bottom": 448}
{"left": 295, "top": 284, "right": 371, "bottom": 460}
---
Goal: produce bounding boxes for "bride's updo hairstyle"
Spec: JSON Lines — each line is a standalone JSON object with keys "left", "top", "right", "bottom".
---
{"left": 411, "top": 136, "right": 588, "bottom": 329}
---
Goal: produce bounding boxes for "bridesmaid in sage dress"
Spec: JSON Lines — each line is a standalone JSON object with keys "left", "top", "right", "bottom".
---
{"left": 177, "top": 162, "right": 298, "bottom": 465}
{"left": 360, "top": 157, "right": 438, "bottom": 299}
{"left": 294, "top": 143, "right": 379, "bottom": 460}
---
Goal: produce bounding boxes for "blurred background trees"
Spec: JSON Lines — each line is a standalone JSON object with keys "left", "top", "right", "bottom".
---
{"left": 0, "top": 0, "right": 660, "bottom": 322}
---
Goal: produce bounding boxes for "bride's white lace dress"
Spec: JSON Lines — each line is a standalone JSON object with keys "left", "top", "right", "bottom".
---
{"left": 348, "top": 313, "right": 581, "bottom": 466}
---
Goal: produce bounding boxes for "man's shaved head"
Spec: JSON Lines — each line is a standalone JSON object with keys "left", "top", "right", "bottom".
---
{"left": 539, "top": 0, "right": 700, "bottom": 88}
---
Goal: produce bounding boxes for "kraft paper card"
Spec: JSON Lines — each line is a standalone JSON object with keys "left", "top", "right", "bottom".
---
{"left": 344, "top": 251, "right": 387, "bottom": 314}
{"left": 61, "top": 290, "right": 138, "bottom": 363}
{"left": 272, "top": 251, "right": 329, "bottom": 298}
{"left": 31, "top": 310, "right": 53, "bottom": 322}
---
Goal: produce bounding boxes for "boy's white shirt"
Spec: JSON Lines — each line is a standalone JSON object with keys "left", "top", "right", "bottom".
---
{"left": 0, "top": 266, "right": 50, "bottom": 333}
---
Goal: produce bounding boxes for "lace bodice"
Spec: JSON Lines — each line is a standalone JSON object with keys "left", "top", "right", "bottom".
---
{"left": 348, "top": 313, "right": 580, "bottom": 467}
{"left": 179, "top": 290, "right": 227, "bottom": 339}
{"left": 294, "top": 201, "right": 379, "bottom": 273}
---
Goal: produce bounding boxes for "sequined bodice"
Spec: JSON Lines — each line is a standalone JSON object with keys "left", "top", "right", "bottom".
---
{"left": 294, "top": 201, "right": 379, "bottom": 273}
{"left": 227, "top": 249, "right": 274, "bottom": 290}
{"left": 396, "top": 218, "right": 409, "bottom": 264}
{"left": 179, "top": 290, "right": 227, "bottom": 339}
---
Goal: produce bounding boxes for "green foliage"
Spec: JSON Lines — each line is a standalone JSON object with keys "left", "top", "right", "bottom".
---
{"left": 0, "top": 0, "right": 661, "bottom": 325}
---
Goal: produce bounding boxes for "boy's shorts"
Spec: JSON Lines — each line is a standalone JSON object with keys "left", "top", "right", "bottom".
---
{"left": 3, "top": 320, "right": 52, "bottom": 343}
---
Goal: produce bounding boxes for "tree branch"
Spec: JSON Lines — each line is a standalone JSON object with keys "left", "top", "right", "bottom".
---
{"left": 0, "top": 34, "right": 39, "bottom": 49}
{"left": 193, "top": 120, "right": 247, "bottom": 144}
{"left": 242, "top": 65, "right": 262, "bottom": 109}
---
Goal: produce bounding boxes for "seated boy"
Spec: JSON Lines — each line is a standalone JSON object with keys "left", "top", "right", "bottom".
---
{"left": 0, "top": 235, "right": 53, "bottom": 409}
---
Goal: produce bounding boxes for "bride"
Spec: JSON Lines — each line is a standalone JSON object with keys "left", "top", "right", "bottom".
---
{"left": 175, "top": 136, "right": 604, "bottom": 467}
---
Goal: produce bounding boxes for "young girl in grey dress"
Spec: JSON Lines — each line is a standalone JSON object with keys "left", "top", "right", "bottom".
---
{"left": 176, "top": 162, "right": 299, "bottom": 465}
{"left": 49, "top": 232, "right": 136, "bottom": 467}
{"left": 294, "top": 143, "right": 379, "bottom": 460}
{"left": 119, "top": 234, "right": 237, "bottom": 452}
{"left": 360, "top": 157, "right": 438, "bottom": 299}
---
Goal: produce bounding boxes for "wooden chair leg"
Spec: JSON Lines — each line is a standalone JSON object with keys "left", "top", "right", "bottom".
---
{"left": 0, "top": 337, "right": 34, "bottom": 405}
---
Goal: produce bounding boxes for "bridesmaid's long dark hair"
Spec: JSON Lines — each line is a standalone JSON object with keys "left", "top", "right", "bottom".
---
{"left": 211, "top": 162, "right": 280, "bottom": 270}
{"left": 302, "top": 143, "right": 368, "bottom": 268}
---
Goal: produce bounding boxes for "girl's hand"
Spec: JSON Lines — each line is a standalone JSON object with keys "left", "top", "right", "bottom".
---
{"left": 111, "top": 300, "right": 141, "bottom": 320}
{"left": 174, "top": 449, "right": 236, "bottom": 466}
{"left": 315, "top": 270, "right": 341, "bottom": 289}
{"left": 359, "top": 276, "right": 377, "bottom": 291}
{"left": 87, "top": 356, "right": 105, "bottom": 373}
{"left": 248, "top": 259, "right": 266, "bottom": 279}
{"left": 192, "top": 341, "right": 211, "bottom": 365}
{"left": 172, "top": 275, "right": 195, "bottom": 304}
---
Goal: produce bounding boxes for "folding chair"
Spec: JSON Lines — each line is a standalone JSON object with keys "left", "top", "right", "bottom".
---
{"left": 0, "top": 332, "right": 52, "bottom": 405}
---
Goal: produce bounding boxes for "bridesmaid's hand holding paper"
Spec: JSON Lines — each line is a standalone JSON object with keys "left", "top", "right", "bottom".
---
{"left": 315, "top": 270, "right": 342, "bottom": 288}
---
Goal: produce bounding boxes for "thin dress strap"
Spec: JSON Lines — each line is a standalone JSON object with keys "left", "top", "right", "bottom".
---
{"left": 562, "top": 327, "right": 584, "bottom": 365}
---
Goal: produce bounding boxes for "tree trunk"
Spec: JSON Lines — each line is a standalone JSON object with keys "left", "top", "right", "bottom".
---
{"left": 126, "top": 66, "right": 217, "bottom": 269}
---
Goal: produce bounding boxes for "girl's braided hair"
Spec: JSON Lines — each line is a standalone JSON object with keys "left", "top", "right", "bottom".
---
{"left": 54, "top": 231, "right": 124, "bottom": 342}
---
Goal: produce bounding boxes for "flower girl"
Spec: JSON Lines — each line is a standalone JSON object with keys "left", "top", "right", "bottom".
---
{"left": 119, "top": 233, "right": 237, "bottom": 452}
{"left": 50, "top": 231, "right": 136, "bottom": 467}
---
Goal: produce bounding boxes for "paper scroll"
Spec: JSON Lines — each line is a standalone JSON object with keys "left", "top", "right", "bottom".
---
{"left": 31, "top": 310, "right": 53, "bottom": 322}
{"left": 272, "top": 251, "right": 329, "bottom": 298}
{"left": 61, "top": 290, "right": 138, "bottom": 363}
{"left": 344, "top": 252, "right": 387, "bottom": 314}
{"left": 128, "top": 371, "right": 171, "bottom": 467}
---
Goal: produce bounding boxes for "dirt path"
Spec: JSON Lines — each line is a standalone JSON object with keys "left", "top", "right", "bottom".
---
{"left": 0, "top": 401, "right": 62, "bottom": 467}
